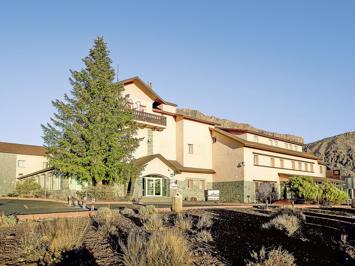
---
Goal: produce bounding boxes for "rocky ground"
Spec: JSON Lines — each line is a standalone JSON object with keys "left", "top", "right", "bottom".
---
{"left": 0, "top": 208, "right": 354, "bottom": 265}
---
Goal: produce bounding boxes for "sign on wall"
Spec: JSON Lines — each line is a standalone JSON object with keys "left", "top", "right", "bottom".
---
{"left": 206, "top": 190, "right": 220, "bottom": 201}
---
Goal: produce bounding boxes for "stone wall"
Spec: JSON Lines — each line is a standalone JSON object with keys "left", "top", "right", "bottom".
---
{"left": 0, "top": 153, "right": 16, "bottom": 195}
{"left": 213, "top": 181, "right": 244, "bottom": 202}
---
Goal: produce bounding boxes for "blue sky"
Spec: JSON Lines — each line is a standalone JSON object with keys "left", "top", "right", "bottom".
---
{"left": 0, "top": 0, "right": 354, "bottom": 145}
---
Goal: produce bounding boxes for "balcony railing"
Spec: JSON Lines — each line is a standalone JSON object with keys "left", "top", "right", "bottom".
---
{"left": 133, "top": 110, "right": 167, "bottom": 126}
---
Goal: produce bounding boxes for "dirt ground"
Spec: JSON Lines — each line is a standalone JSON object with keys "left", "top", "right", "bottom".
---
{"left": 0, "top": 208, "right": 354, "bottom": 265}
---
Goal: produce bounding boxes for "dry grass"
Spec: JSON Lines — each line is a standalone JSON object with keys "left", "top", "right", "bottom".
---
{"left": 262, "top": 214, "right": 300, "bottom": 236}
{"left": 144, "top": 214, "right": 164, "bottom": 232}
{"left": 246, "top": 246, "right": 296, "bottom": 266}
{"left": 175, "top": 213, "right": 193, "bottom": 232}
{"left": 196, "top": 230, "right": 213, "bottom": 243}
{"left": 120, "top": 229, "right": 193, "bottom": 266}
{"left": 0, "top": 213, "right": 17, "bottom": 227}
{"left": 20, "top": 218, "right": 89, "bottom": 264}
{"left": 196, "top": 214, "right": 213, "bottom": 229}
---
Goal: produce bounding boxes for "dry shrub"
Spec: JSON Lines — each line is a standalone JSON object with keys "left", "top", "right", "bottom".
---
{"left": 94, "top": 207, "right": 120, "bottom": 235}
{"left": 20, "top": 218, "right": 89, "bottom": 264}
{"left": 272, "top": 207, "right": 305, "bottom": 221}
{"left": 175, "top": 213, "right": 192, "bottom": 232}
{"left": 246, "top": 246, "right": 296, "bottom": 266}
{"left": 196, "top": 214, "right": 213, "bottom": 229}
{"left": 144, "top": 214, "right": 163, "bottom": 232}
{"left": 120, "top": 229, "right": 192, "bottom": 266}
{"left": 0, "top": 213, "right": 17, "bottom": 227}
{"left": 196, "top": 230, "right": 213, "bottom": 243}
{"left": 119, "top": 230, "right": 147, "bottom": 266}
{"left": 262, "top": 214, "right": 300, "bottom": 236}
{"left": 146, "top": 230, "right": 192, "bottom": 266}
{"left": 120, "top": 207, "right": 135, "bottom": 216}
{"left": 138, "top": 205, "right": 157, "bottom": 219}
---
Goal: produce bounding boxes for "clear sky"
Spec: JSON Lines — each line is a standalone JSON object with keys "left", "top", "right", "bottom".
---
{"left": 0, "top": 0, "right": 354, "bottom": 145}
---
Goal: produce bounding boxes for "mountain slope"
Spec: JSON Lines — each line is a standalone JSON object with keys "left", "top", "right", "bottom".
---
{"left": 176, "top": 108, "right": 304, "bottom": 144}
{"left": 305, "top": 132, "right": 355, "bottom": 176}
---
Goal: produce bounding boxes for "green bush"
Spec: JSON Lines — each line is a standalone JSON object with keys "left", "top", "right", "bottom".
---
{"left": 77, "top": 185, "right": 124, "bottom": 201}
{"left": 16, "top": 178, "right": 45, "bottom": 197}
{"left": 320, "top": 181, "right": 348, "bottom": 204}
{"left": 288, "top": 176, "right": 322, "bottom": 202}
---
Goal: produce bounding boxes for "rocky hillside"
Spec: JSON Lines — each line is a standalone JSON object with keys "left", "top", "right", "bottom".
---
{"left": 305, "top": 132, "right": 355, "bottom": 176}
{"left": 176, "top": 108, "right": 304, "bottom": 144}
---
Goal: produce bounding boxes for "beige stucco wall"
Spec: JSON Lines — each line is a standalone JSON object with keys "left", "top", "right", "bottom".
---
{"left": 153, "top": 115, "right": 177, "bottom": 160}
{"left": 243, "top": 147, "right": 326, "bottom": 183}
{"left": 140, "top": 157, "right": 175, "bottom": 178}
{"left": 212, "top": 132, "right": 244, "bottom": 182}
{"left": 174, "top": 172, "right": 213, "bottom": 183}
{"left": 123, "top": 83, "right": 155, "bottom": 113}
{"left": 133, "top": 128, "right": 149, "bottom": 158}
{"left": 242, "top": 133, "right": 303, "bottom": 152}
{"left": 16, "top": 154, "right": 48, "bottom": 178}
{"left": 179, "top": 119, "right": 213, "bottom": 169}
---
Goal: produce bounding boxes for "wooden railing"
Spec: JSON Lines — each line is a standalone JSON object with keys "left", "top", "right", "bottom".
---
{"left": 133, "top": 110, "right": 167, "bottom": 126}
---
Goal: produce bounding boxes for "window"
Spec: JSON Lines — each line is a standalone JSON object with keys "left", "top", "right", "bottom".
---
{"left": 199, "top": 180, "right": 205, "bottom": 190}
{"left": 320, "top": 165, "right": 323, "bottom": 174}
{"left": 298, "top": 161, "right": 302, "bottom": 170}
{"left": 135, "top": 101, "right": 141, "bottom": 110}
{"left": 18, "top": 160, "right": 26, "bottom": 168}
{"left": 310, "top": 164, "right": 314, "bottom": 172}
{"left": 280, "top": 159, "right": 284, "bottom": 168}
{"left": 305, "top": 163, "right": 308, "bottom": 172}
{"left": 254, "top": 154, "right": 259, "bottom": 165}
{"left": 188, "top": 144, "right": 194, "bottom": 154}
{"left": 188, "top": 179, "right": 194, "bottom": 190}
{"left": 270, "top": 157, "right": 275, "bottom": 167}
{"left": 291, "top": 160, "right": 296, "bottom": 170}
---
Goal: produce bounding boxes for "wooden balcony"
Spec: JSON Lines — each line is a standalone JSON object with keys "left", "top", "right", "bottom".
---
{"left": 133, "top": 110, "right": 167, "bottom": 126}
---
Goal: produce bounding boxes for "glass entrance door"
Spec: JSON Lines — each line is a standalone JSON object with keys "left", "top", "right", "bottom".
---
{"left": 144, "top": 177, "right": 163, "bottom": 196}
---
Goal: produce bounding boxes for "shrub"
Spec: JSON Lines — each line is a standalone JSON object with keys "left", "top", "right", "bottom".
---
{"left": 320, "top": 181, "right": 348, "bottom": 204}
{"left": 120, "top": 229, "right": 192, "bottom": 266}
{"left": 0, "top": 213, "right": 17, "bottom": 227}
{"left": 94, "top": 207, "right": 120, "bottom": 235}
{"left": 16, "top": 178, "right": 45, "bottom": 197}
{"left": 20, "top": 218, "right": 89, "bottom": 264}
{"left": 120, "top": 207, "right": 135, "bottom": 216}
{"left": 119, "top": 230, "right": 147, "bottom": 266}
{"left": 174, "top": 213, "right": 193, "bottom": 232}
{"left": 196, "top": 214, "right": 213, "bottom": 229}
{"left": 246, "top": 246, "right": 296, "bottom": 266}
{"left": 138, "top": 205, "right": 157, "bottom": 219}
{"left": 144, "top": 214, "right": 163, "bottom": 232}
{"left": 195, "top": 230, "right": 213, "bottom": 243}
{"left": 146, "top": 230, "right": 192, "bottom": 266}
{"left": 263, "top": 214, "right": 300, "bottom": 236}
{"left": 77, "top": 185, "right": 123, "bottom": 201}
{"left": 288, "top": 176, "right": 322, "bottom": 202}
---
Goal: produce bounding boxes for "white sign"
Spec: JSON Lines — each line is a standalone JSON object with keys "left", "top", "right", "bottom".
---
{"left": 207, "top": 190, "right": 220, "bottom": 201}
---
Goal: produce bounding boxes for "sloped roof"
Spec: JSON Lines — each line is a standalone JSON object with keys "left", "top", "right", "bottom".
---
{"left": 134, "top": 154, "right": 215, "bottom": 174}
{"left": 121, "top": 76, "right": 177, "bottom": 107}
{"left": 211, "top": 128, "right": 320, "bottom": 160}
{"left": 0, "top": 141, "right": 47, "bottom": 156}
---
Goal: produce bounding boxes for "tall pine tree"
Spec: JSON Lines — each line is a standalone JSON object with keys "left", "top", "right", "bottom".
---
{"left": 42, "top": 37, "right": 140, "bottom": 187}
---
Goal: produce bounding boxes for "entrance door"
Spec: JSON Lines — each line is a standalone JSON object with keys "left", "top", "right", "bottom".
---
{"left": 144, "top": 177, "right": 163, "bottom": 196}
